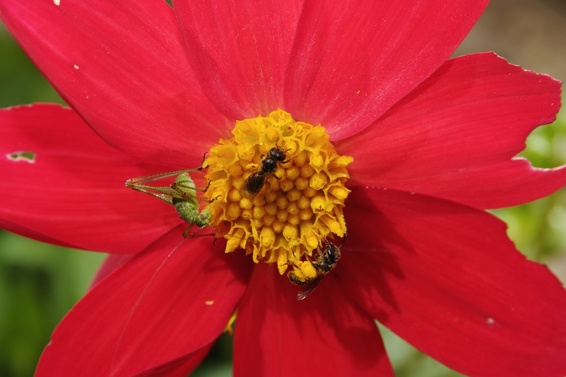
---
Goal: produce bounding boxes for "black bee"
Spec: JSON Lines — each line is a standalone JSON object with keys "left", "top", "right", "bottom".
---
{"left": 288, "top": 234, "right": 346, "bottom": 301}
{"left": 244, "top": 147, "right": 287, "bottom": 195}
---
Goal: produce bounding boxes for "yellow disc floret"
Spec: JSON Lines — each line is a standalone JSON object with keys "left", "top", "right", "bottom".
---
{"left": 204, "top": 109, "right": 353, "bottom": 274}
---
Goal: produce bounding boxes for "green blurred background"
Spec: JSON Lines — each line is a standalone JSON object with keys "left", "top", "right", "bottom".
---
{"left": 1, "top": 0, "right": 565, "bottom": 376}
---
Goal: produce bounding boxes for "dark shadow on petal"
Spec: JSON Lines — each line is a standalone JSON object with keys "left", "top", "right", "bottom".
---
{"left": 202, "top": 235, "right": 254, "bottom": 285}
{"left": 234, "top": 261, "right": 394, "bottom": 376}
{"left": 134, "top": 344, "right": 211, "bottom": 377}
{"left": 337, "top": 186, "right": 411, "bottom": 321}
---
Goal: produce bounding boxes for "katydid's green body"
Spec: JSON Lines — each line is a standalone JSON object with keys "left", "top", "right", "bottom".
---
{"left": 171, "top": 173, "right": 212, "bottom": 228}
{"left": 125, "top": 169, "right": 212, "bottom": 235}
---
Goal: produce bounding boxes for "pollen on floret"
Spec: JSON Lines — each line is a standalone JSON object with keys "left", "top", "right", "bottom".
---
{"left": 204, "top": 109, "right": 353, "bottom": 275}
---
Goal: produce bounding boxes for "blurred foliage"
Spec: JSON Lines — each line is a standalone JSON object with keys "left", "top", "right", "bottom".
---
{"left": 0, "top": 29, "right": 63, "bottom": 107}
{"left": 1, "top": 14, "right": 565, "bottom": 377}
{"left": 0, "top": 233, "right": 104, "bottom": 377}
{"left": 495, "top": 114, "right": 566, "bottom": 261}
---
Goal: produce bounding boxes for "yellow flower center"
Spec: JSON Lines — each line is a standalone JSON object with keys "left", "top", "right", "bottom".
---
{"left": 204, "top": 109, "right": 352, "bottom": 275}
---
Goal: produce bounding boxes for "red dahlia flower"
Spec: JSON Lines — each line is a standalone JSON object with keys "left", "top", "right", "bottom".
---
{"left": 1, "top": 1, "right": 566, "bottom": 376}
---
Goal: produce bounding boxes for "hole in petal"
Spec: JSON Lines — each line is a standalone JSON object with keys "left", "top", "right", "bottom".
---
{"left": 6, "top": 151, "right": 36, "bottom": 164}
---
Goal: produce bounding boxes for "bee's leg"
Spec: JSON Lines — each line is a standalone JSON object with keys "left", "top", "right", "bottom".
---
{"left": 203, "top": 179, "right": 212, "bottom": 192}
{"left": 195, "top": 194, "right": 220, "bottom": 203}
{"left": 199, "top": 151, "right": 209, "bottom": 170}
{"left": 187, "top": 232, "right": 217, "bottom": 239}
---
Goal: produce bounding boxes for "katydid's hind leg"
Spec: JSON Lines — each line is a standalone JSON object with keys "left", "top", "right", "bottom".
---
{"left": 126, "top": 169, "right": 192, "bottom": 186}
{"left": 173, "top": 175, "right": 211, "bottom": 195}
{"left": 171, "top": 178, "right": 202, "bottom": 194}
{"left": 182, "top": 224, "right": 214, "bottom": 239}
{"left": 181, "top": 224, "right": 194, "bottom": 239}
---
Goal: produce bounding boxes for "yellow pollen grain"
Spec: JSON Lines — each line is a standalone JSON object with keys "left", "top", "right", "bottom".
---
{"left": 293, "top": 151, "right": 308, "bottom": 167}
{"left": 265, "top": 126, "right": 279, "bottom": 142}
{"left": 237, "top": 145, "right": 255, "bottom": 161}
{"left": 280, "top": 179, "right": 294, "bottom": 192}
{"left": 275, "top": 196, "right": 288, "bottom": 209}
{"left": 265, "top": 191, "right": 278, "bottom": 204}
{"left": 297, "top": 196, "right": 311, "bottom": 209}
{"left": 228, "top": 163, "right": 243, "bottom": 177}
{"left": 241, "top": 209, "right": 253, "bottom": 220}
{"left": 226, "top": 203, "right": 241, "bottom": 220}
{"left": 285, "top": 140, "right": 298, "bottom": 155}
{"left": 310, "top": 195, "right": 327, "bottom": 212}
{"left": 286, "top": 189, "right": 302, "bottom": 202}
{"left": 294, "top": 177, "right": 309, "bottom": 190}
{"left": 265, "top": 203, "right": 278, "bottom": 216}
{"left": 322, "top": 217, "right": 343, "bottom": 235}
{"left": 303, "top": 187, "right": 318, "bottom": 198}
{"left": 239, "top": 197, "right": 253, "bottom": 210}
{"left": 272, "top": 220, "right": 285, "bottom": 234}
{"left": 232, "top": 176, "right": 244, "bottom": 190}
{"left": 285, "top": 166, "right": 300, "bottom": 180}
{"left": 305, "top": 233, "right": 319, "bottom": 249}
{"left": 250, "top": 219, "right": 262, "bottom": 229}
{"left": 252, "top": 194, "right": 266, "bottom": 207}
{"left": 276, "top": 209, "right": 288, "bottom": 222}
{"left": 329, "top": 186, "right": 350, "bottom": 200}
{"left": 253, "top": 206, "right": 266, "bottom": 219}
{"left": 203, "top": 109, "right": 352, "bottom": 274}
{"left": 286, "top": 202, "right": 299, "bottom": 215}
{"left": 299, "top": 209, "right": 313, "bottom": 221}
{"left": 310, "top": 154, "right": 324, "bottom": 169}
{"left": 300, "top": 165, "right": 315, "bottom": 178}
{"left": 288, "top": 213, "right": 300, "bottom": 226}
{"left": 263, "top": 214, "right": 275, "bottom": 226}
{"left": 283, "top": 224, "right": 298, "bottom": 241}
{"left": 228, "top": 188, "right": 242, "bottom": 202}
{"left": 306, "top": 127, "right": 326, "bottom": 146}
{"left": 274, "top": 172, "right": 285, "bottom": 182}
{"left": 260, "top": 227, "right": 275, "bottom": 248}
{"left": 310, "top": 172, "right": 328, "bottom": 190}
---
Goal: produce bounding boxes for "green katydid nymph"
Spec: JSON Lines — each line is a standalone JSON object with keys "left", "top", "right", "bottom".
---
{"left": 125, "top": 168, "right": 213, "bottom": 237}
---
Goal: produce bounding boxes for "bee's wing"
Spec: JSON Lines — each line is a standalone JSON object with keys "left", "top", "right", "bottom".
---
{"left": 296, "top": 275, "right": 324, "bottom": 301}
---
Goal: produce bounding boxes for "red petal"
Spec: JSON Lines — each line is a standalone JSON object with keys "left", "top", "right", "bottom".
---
{"left": 36, "top": 226, "right": 252, "bottom": 377}
{"left": 0, "top": 1, "right": 230, "bottom": 166}
{"left": 134, "top": 346, "right": 212, "bottom": 377}
{"left": 285, "top": 0, "right": 488, "bottom": 138}
{"left": 91, "top": 254, "right": 134, "bottom": 287}
{"left": 0, "top": 104, "right": 181, "bottom": 253}
{"left": 341, "top": 53, "right": 566, "bottom": 209}
{"left": 233, "top": 263, "right": 394, "bottom": 377}
{"left": 173, "top": 0, "right": 304, "bottom": 119}
{"left": 341, "top": 187, "right": 566, "bottom": 377}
